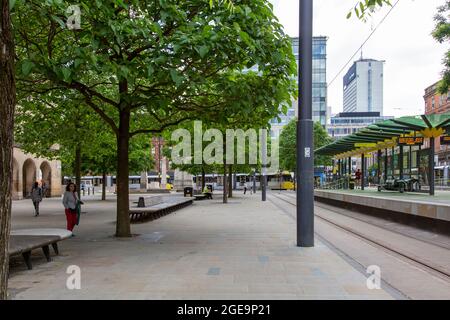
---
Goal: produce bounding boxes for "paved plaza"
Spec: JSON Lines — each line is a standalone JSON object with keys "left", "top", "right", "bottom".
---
{"left": 8, "top": 193, "right": 393, "bottom": 300}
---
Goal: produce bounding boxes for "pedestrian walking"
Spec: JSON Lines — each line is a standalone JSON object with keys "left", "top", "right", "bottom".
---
{"left": 243, "top": 182, "right": 248, "bottom": 194}
{"left": 63, "top": 183, "right": 82, "bottom": 235}
{"left": 41, "top": 181, "right": 48, "bottom": 198}
{"left": 30, "top": 182, "right": 43, "bottom": 217}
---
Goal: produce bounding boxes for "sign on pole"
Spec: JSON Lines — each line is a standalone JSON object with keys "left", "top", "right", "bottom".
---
{"left": 398, "top": 137, "right": 424, "bottom": 146}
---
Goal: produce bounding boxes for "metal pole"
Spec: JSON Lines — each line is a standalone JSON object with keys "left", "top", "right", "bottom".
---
{"left": 348, "top": 157, "right": 352, "bottom": 176}
{"left": 430, "top": 137, "right": 435, "bottom": 196}
{"left": 377, "top": 150, "right": 382, "bottom": 184}
{"left": 399, "top": 145, "right": 404, "bottom": 180}
{"left": 391, "top": 147, "right": 395, "bottom": 178}
{"left": 409, "top": 146, "right": 412, "bottom": 178}
{"left": 384, "top": 148, "right": 388, "bottom": 181}
{"left": 262, "top": 129, "right": 267, "bottom": 201}
{"left": 297, "top": 0, "right": 314, "bottom": 247}
{"left": 361, "top": 153, "right": 365, "bottom": 191}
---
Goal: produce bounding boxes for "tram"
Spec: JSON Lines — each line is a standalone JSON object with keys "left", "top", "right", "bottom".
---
{"left": 192, "top": 171, "right": 295, "bottom": 191}
{"left": 63, "top": 174, "right": 174, "bottom": 190}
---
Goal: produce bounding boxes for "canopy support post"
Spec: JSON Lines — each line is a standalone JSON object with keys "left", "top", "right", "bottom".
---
{"left": 429, "top": 137, "right": 435, "bottom": 196}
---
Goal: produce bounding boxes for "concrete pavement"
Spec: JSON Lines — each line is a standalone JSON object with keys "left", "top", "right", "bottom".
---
{"left": 8, "top": 193, "right": 392, "bottom": 300}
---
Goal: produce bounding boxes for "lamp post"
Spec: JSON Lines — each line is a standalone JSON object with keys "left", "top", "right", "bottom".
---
{"left": 297, "top": 0, "right": 314, "bottom": 247}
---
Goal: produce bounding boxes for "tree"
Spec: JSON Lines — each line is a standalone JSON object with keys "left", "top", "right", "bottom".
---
{"left": 0, "top": 0, "right": 15, "bottom": 300}
{"left": 279, "top": 120, "right": 333, "bottom": 173}
{"left": 14, "top": 0, "right": 296, "bottom": 237}
{"left": 433, "top": 0, "right": 450, "bottom": 93}
{"left": 347, "top": 0, "right": 392, "bottom": 20}
{"left": 15, "top": 93, "right": 154, "bottom": 200}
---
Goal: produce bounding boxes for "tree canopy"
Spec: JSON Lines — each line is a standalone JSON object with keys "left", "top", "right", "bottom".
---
{"left": 12, "top": 0, "right": 296, "bottom": 236}
{"left": 432, "top": 0, "right": 450, "bottom": 93}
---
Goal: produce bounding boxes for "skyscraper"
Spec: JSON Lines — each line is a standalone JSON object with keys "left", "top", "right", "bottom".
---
{"left": 343, "top": 59, "right": 384, "bottom": 115}
{"left": 270, "top": 36, "right": 328, "bottom": 139}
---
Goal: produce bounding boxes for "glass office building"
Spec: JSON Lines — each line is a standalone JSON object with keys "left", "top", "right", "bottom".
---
{"left": 270, "top": 37, "right": 328, "bottom": 139}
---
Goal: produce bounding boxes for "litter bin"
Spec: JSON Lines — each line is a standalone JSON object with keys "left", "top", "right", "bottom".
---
{"left": 349, "top": 180, "right": 355, "bottom": 190}
{"left": 184, "top": 187, "right": 193, "bottom": 197}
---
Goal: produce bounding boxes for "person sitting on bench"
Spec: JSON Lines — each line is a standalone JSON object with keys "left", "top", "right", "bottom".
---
{"left": 203, "top": 186, "right": 213, "bottom": 200}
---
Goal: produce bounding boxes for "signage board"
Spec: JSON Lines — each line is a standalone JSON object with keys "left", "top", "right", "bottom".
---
{"left": 398, "top": 137, "right": 424, "bottom": 146}
{"left": 441, "top": 135, "right": 450, "bottom": 145}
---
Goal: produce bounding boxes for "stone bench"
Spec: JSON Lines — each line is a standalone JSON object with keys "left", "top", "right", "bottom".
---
{"left": 9, "top": 229, "right": 72, "bottom": 270}
{"left": 194, "top": 193, "right": 213, "bottom": 201}
{"left": 129, "top": 198, "right": 193, "bottom": 223}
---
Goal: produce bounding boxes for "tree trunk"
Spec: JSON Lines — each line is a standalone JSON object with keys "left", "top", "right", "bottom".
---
{"left": 228, "top": 165, "right": 233, "bottom": 198}
{"left": 102, "top": 169, "right": 107, "bottom": 201}
{"left": 74, "top": 145, "right": 81, "bottom": 196}
{"left": 116, "top": 110, "right": 131, "bottom": 237}
{"left": 201, "top": 166, "right": 206, "bottom": 191}
{"left": 223, "top": 163, "right": 228, "bottom": 204}
{"left": 0, "top": 0, "right": 16, "bottom": 299}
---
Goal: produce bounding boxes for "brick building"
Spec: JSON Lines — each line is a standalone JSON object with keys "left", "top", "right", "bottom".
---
{"left": 424, "top": 81, "right": 450, "bottom": 166}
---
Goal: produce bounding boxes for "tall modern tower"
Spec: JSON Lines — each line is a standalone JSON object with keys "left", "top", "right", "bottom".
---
{"left": 293, "top": 36, "right": 328, "bottom": 126}
{"left": 270, "top": 36, "right": 327, "bottom": 139}
{"left": 343, "top": 59, "right": 384, "bottom": 115}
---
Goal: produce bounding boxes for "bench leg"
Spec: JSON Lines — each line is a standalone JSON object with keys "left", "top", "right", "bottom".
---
{"left": 42, "top": 245, "right": 51, "bottom": 262}
{"left": 51, "top": 243, "right": 59, "bottom": 255}
{"left": 22, "top": 251, "right": 32, "bottom": 270}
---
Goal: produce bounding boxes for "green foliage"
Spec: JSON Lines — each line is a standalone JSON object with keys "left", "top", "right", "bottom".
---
{"left": 15, "top": 90, "right": 153, "bottom": 177}
{"left": 347, "top": 0, "right": 392, "bottom": 20}
{"left": 279, "top": 120, "right": 333, "bottom": 171}
{"left": 433, "top": 1, "right": 450, "bottom": 94}
{"left": 12, "top": 0, "right": 296, "bottom": 235}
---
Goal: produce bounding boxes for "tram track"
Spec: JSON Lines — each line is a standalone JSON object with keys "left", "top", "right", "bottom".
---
{"left": 283, "top": 192, "right": 450, "bottom": 251}
{"left": 269, "top": 192, "right": 450, "bottom": 282}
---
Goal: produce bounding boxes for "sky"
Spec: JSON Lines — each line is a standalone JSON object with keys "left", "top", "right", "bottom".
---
{"left": 269, "top": 0, "right": 448, "bottom": 117}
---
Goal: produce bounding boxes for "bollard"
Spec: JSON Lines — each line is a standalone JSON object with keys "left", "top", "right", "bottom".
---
{"left": 138, "top": 197, "right": 146, "bottom": 208}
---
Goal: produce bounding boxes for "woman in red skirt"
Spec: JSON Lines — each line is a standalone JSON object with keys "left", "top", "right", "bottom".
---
{"left": 62, "top": 183, "right": 80, "bottom": 235}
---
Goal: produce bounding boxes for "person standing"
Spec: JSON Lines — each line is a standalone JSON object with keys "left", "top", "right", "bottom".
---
{"left": 355, "top": 169, "right": 362, "bottom": 189}
{"left": 243, "top": 182, "right": 248, "bottom": 194}
{"left": 30, "top": 182, "right": 43, "bottom": 217}
{"left": 63, "top": 183, "right": 81, "bottom": 234}
{"left": 41, "top": 181, "right": 48, "bottom": 198}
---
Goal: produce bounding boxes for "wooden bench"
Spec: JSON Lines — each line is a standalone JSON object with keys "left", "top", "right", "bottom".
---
{"left": 129, "top": 198, "right": 193, "bottom": 223}
{"left": 9, "top": 229, "right": 72, "bottom": 270}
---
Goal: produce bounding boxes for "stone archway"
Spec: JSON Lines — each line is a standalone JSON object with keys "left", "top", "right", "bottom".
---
{"left": 40, "top": 161, "right": 52, "bottom": 197}
{"left": 22, "top": 159, "right": 37, "bottom": 198}
{"left": 12, "top": 157, "right": 20, "bottom": 200}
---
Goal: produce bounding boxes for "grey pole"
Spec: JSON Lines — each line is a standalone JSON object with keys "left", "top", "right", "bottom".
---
{"left": 297, "top": 0, "right": 314, "bottom": 247}
{"left": 348, "top": 157, "right": 352, "bottom": 175}
{"left": 377, "top": 150, "right": 382, "bottom": 184}
{"left": 253, "top": 170, "right": 257, "bottom": 194}
{"left": 384, "top": 148, "right": 388, "bottom": 181}
{"left": 361, "top": 153, "right": 365, "bottom": 191}
{"left": 261, "top": 129, "right": 267, "bottom": 201}
{"left": 429, "top": 137, "right": 435, "bottom": 196}
{"left": 399, "top": 145, "right": 404, "bottom": 180}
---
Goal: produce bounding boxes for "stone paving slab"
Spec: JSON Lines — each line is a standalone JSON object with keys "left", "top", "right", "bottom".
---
{"left": 8, "top": 194, "right": 392, "bottom": 300}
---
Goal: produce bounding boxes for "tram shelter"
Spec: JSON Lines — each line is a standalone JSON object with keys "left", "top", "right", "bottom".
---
{"left": 316, "top": 114, "right": 450, "bottom": 195}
